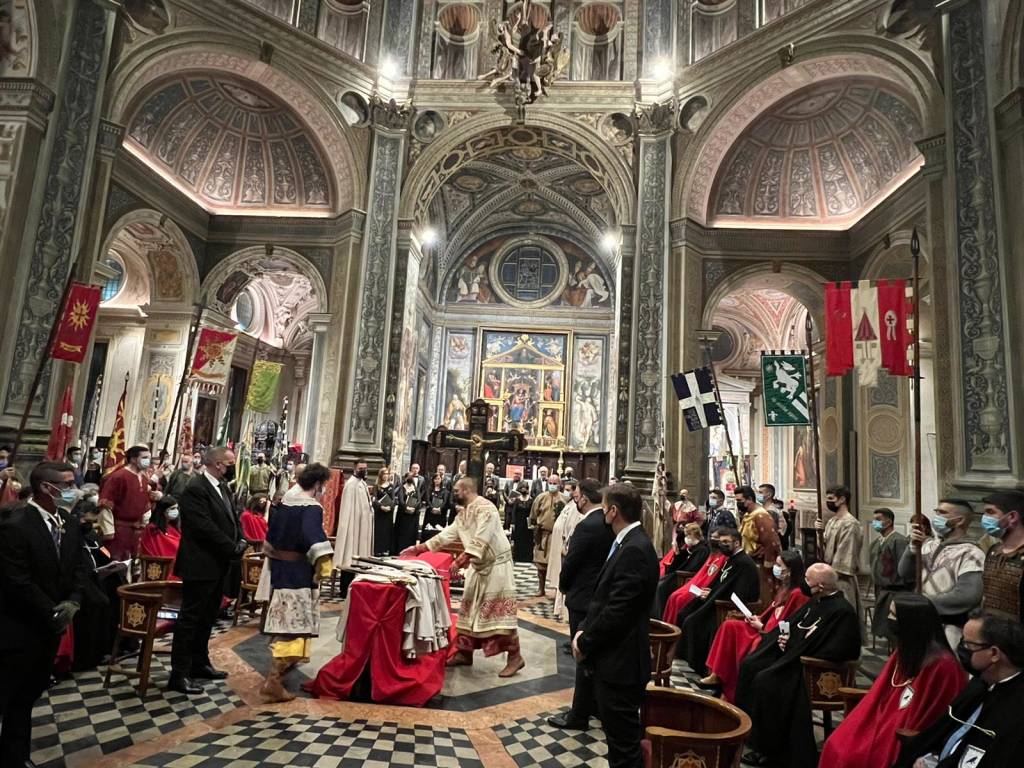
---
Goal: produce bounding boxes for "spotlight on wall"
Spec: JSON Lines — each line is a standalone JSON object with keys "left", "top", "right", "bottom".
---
{"left": 380, "top": 57, "right": 399, "bottom": 81}
{"left": 420, "top": 227, "right": 438, "bottom": 247}
{"left": 601, "top": 231, "right": 619, "bottom": 251}
{"left": 651, "top": 58, "right": 674, "bottom": 83}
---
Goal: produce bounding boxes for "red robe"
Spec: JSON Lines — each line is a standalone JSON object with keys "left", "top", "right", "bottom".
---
{"left": 819, "top": 651, "right": 966, "bottom": 768}
{"left": 240, "top": 510, "right": 269, "bottom": 541}
{"left": 139, "top": 524, "right": 181, "bottom": 580}
{"left": 705, "top": 588, "right": 809, "bottom": 702}
{"left": 662, "top": 552, "right": 727, "bottom": 624}
{"left": 100, "top": 467, "right": 151, "bottom": 559}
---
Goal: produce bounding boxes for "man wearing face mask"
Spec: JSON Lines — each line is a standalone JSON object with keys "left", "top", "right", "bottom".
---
{"left": 814, "top": 484, "right": 864, "bottom": 633}
{"left": 735, "top": 563, "right": 861, "bottom": 768}
{"left": 165, "top": 454, "right": 196, "bottom": 499}
{"left": 248, "top": 452, "right": 274, "bottom": 496}
{"left": 870, "top": 507, "right": 913, "bottom": 643}
{"left": 895, "top": 612, "right": 1024, "bottom": 768}
{"left": 529, "top": 473, "right": 565, "bottom": 595}
{"left": 980, "top": 490, "right": 1024, "bottom": 624}
{"left": 169, "top": 446, "right": 247, "bottom": 695}
{"left": 733, "top": 485, "right": 780, "bottom": 587}
{"left": 703, "top": 488, "right": 736, "bottom": 536}
{"left": 332, "top": 460, "right": 374, "bottom": 571}
{"left": 899, "top": 499, "right": 985, "bottom": 647}
{"left": 258, "top": 463, "right": 334, "bottom": 702}
{"left": 0, "top": 461, "right": 90, "bottom": 767}
{"left": 98, "top": 445, "right": 157, "bottom": 560}
{"left": 66, "top": 446, "right": 84, "bottom": 487}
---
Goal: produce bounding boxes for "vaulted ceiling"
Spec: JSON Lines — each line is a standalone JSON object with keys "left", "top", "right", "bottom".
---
{"left": 125, "top": 74, "right": 334, "bottom": 215}
{"left": 710, "top": 80, "right": 923, "bottom": 229}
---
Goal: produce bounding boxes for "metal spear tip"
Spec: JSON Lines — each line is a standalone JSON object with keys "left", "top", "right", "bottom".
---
{"left": 910, "top": 227, "right": 920, "bottom": 256}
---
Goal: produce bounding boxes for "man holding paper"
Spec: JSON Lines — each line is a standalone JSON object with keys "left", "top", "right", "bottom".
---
{"left": 674, "top": 527, "right": 760, "bottom": 673}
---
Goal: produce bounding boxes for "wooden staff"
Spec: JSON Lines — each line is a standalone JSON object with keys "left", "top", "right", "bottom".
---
{"left": 702, "top": 344, "right": 739, "bottom": 485}
{"left": 911, "top": 228, "right": 924, "bottom": 593}
{"left": 79, "top": 372, "right": 104, "bottom": 467}
{"left": 804, "top": 315, "right": 826, "bottom": 558}
{"left": 10, "top": 269, "right": 78, "bottom": 463}
{"left": 163, "top": 302, "right": 205, "bottom": 458}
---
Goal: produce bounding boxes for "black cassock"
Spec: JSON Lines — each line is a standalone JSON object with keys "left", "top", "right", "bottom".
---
{"left": 735, "top": 591, "right": 861, "bottom": 768}
{"left": 507, "top": 496, "right": 534, "bottom": 563}
{"left": 676, "top": 550, "right": 760, "bottom": 672}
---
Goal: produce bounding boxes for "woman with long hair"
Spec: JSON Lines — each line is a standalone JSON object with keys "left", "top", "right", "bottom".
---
{"left": 139, "top": 495, "right": 182, "bottom": 579}
{"left": 699, "top": 549, "right": 809, "bottom": 702}
{"left": 372, "top": 467, "right": 396, "bottom": 556}
{"left": 819, "top": 593, "right": 966, "bottom": 768}
{"left": 240, "top": 494, "right": 269, "bottom": 542}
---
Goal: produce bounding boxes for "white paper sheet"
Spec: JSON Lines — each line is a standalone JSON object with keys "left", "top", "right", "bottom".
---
{"left": 689, "top": 584, "right": 703, "bottom": 596}
{"left": 730, "top": 592, "right": 754, "bottom": 618}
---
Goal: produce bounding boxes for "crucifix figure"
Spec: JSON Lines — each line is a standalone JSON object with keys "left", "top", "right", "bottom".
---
{"left": 428, "top": 399, "right": 526, "bottom": 493}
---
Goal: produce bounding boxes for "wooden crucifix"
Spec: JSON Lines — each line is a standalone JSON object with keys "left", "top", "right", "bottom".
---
{"left": 427, "top": 399, "right": 526, "bottom": 493}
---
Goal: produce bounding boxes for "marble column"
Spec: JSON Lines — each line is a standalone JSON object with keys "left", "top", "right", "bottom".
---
{"left": 0, "top": 0, "right": 118, "bottom": 449}
{"left": 382, "top": 229, "right": 420, "bottom": 471}
{"left": 941, "top": 0, "right": 1018, "bottom": 485}
{"left": 304, "top": 313, "right": 329, "bottom": 459}
{"left": 295, "top": 0, "right": 320, "bottom": 35}
{"left": 621, "top": 102, "right": 674, "bottom": 484}
{"left": 380, "top": 0, "right": 418, "bottom": 76}
{"left": 641, "top": 0, "right": 672, "bottom": 77}
{"left": 340, "top": 97, "right": 409, "bottom": 466}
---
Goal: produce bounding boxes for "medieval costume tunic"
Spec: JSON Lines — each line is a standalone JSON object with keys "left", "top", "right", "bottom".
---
{"left": 740, "top": 505, "right": 781, "bottom": 566}
{"left": 99, "top": 466, "right": 152, "bottom": 559}
{"left": 394, "top": 481, "right": 425, "bottom": 553}
{"left": 548, "top": 499, "right": 581, "bottom": 621}
{"left": 735, "top": 591, "right": 861, "bottom": 768}
{"left": 659, "top": 550, "right": 727, "bottom": 621}
{"left": 425, "top": 495, "right": 519, "bottom": 656}
{"left": 506, "top": 490, "right": 534, "bottom": 563}
{"left": 820, "top": 651, "right": 965, "bottom": 768}
{"left": 372, "top": 480, "right": 396, "bottom": 556}
{"left": 823, "top": 511, "right": 865, "bottom": 624}
{"left": 870, "top": 527, "right": 912, "bottom": 640}
{"left": 676, "top": 549, "right": 760, "bottom": 673}
{"left": 332, "top": 475, "right": 373, "bottom": 569}
{"left": 529, "top": 490, "right": 563, "bottom": 567}
{"left": 898, "top": 537, "right": 985, "bottom": 647}
{"left": 260, "top": 486, "right": 334, "bottom": 662}
{"left": 982, "top": 540, "right": 1024, "bottom": 623}
{"left": 704, "top": 587, "right": 809, "bottom": 702}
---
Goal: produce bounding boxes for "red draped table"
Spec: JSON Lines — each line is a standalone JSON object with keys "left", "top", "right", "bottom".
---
{"left": 305, "top": 551, "right": 455, "bottom": 707}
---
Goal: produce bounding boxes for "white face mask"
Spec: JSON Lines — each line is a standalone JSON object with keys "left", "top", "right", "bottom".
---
{"left": 167, "top": 508, "right": 180, "bottom": 521}
{"left": 683, "top": 536, "right": 698, "bottom": 547}
{"left": 139, "top": 457, "right": 151, "bottom": 469}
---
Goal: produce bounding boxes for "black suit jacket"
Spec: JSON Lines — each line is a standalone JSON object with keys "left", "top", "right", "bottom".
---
{"left": 559, "top": 508, "right": 614, "bottom": 612}
{"left": 0, "top": 503, "right": 90, "bottom": 650}
{"left": 176, "top": 473, "right": 241, "bottom": 581}
{"left": 578, "top": 524, "right": 659, "bottom": 685}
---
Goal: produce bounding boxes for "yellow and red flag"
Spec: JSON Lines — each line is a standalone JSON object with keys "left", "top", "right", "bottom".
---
{"left": 104, "top": 377, "right": 129, "bottom": 476}
{"left": 45, "top": 384, "right": 75, "bottom": 461}
{"left": 190, "top": 328, "right": 238, "bottom": 388}
{"left": 51, "top": 283, "right": 101, "bottom": 363}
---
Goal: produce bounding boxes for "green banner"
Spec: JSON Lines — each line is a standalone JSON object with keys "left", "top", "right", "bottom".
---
{"left": 246, "top": 360, "right": 283, "bottom": 413}
{"left": 761, "top": 353, "right": 811, "bottom": 427}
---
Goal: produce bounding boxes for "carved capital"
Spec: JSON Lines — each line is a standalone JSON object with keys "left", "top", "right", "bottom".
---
{"left": 995, "top": 88, "right": 1024, "bottom": 135}
{"left": 915, "top": 133, "right": 946, "bottom": 177}
{"left": 633, "top": 100, "right": 676, "bottom": 136}
{"left": 0, "top": 79, "right": 56, "bottom": 131}
{"left": 370, "top": 93, "right": 413, "bottom": 132}
{"left": 96, "top": 119, "right": 125, "bottom": 157}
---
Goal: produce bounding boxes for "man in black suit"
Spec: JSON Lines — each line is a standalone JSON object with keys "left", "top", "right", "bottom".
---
{"left": 572, "top": 483, "right": 659, "bottom": 768}
{"left": 168, "top": 446, "right": 246, "bottom": 694}
{"left": 0, "top": 461, "right": 89, "bottom": 767}
{"left": 548, "top": 478, "right": 612, "bottom": 730}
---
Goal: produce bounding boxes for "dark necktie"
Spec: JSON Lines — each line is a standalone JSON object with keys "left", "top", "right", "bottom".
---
{"left": 48, "top": 516, "right": 61, "bottom": 553}
{"left": 220, "top": 484, "right": 233, "bottom": 514}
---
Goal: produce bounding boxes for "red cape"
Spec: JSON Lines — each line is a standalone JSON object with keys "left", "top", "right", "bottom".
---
{"left": 139, "top": 524, "right": 181, "bottom": 580}
{"left": 662, "top": 552, "right": 727, "bottom": 623}
{"left": 819, "top": 651, "right": 966, "bottom": 768}
{"left": 240, "top": 510, "right": 269, "bottom": 541}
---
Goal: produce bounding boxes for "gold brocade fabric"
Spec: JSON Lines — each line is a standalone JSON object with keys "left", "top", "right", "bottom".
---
{"left": 983, "top": 544, "right": 1024, "bottom": 620}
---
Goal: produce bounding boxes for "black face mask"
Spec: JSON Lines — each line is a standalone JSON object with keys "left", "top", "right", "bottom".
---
{"left": 256, "top": 458, "right": 264, "bottom": 464}
{"left": 736, "top": 500, "right": 747, "bottom": 512}
{"left": 717, "top": 541, "right": 734, "bottom": 554}
{"left": 355, "top": 469, "right": 367, "bottom": 480}
{"left": 956, "top": 643, "right": 979, "bottom": 676}
{"left": 223, "top": 464, "right": 236, "bottom": 482}
{"left": 826, "top": 500, "right": 840, "bottom": 513}
{"left": 80, "top": 520, "right": 95, "bottom": 535}
{"left": 800, "top": 581, "right": 814, "bottom": 597}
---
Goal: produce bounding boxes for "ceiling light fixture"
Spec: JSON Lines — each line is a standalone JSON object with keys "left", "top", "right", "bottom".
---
{"left": 421, "top": 227, "right": 438, "bottom": 247}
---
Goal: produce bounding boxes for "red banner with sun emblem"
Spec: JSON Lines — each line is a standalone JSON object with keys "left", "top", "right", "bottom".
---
{"left": 190, "top": 328, "right": 239, "bottom": 388}
{"left": 51, "top": 283, "right": 101, "bottom": 363}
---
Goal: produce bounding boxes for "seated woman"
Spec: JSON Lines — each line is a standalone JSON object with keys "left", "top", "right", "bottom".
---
{"left": 240, "top": 494, "right": 270, "bottom": 542}
{"left": 819, "top": 593, "right": 966, "bottom": 768}
{"left": 656, "top": 528, "right": 726, "bottom": 620}
{"left": 139, "top": 495, "right": 182, "bottom": 579}
{"left": 699, "top": 549, "right": 808, "bottom": 701}
{"left": 659, "top": 522, "right": 710, "bottom": 577}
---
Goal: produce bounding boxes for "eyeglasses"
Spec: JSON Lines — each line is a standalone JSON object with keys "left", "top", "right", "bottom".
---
{"left": 958, "top": 639, "right": 993, "bottom": 653}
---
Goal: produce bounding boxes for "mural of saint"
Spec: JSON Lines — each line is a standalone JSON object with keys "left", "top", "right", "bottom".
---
{"left": 792, "top": 426, "right": 817, "bottom": 489}
{"left": 455, "top": 254, "right": 492, "bottom": 303}
{"left": 444, "top": 392, "right": 467, "bottom": 430}
{"left": 483, "top": 370, "right": 502, "bottom": 399}
{"left": 571, "top": 386, "right": 599, "bottom": 448}
{"left": 543, "top": 371, "right": 562, "bottom": 401}
{"left": 542, "top": 408, "right": 560, "bottom": 440}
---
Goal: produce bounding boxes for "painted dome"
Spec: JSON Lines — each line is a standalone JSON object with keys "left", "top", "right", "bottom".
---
{"left": 125, "top": 74, "right": 334, "bottom": 215}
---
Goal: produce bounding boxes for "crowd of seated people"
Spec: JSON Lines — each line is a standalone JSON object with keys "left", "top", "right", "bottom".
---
{"left": 659, "top": 484, "right": 1024, "bottom": 768}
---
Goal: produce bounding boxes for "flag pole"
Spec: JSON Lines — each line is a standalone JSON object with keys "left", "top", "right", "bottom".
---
{"left": 163, "top": 302, "right": 205, "bottom": 458}
{"left": 700, "top": 336, "right": 739, "bottom": 485}
{"left": 10, "top": 269, "right": 78, "bottom": 463}
{"left": 804, "top": 316, "right": 826, "bottom": 558}
{"left": 911, "top": 228, "right": 924, "bottom": 593}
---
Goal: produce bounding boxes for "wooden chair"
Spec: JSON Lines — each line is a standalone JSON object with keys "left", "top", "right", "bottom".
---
{"left": 104, "top": 580, "right": 181, "bottom": 696}
{"left": 233, "top": 552, "right": 266, "bottom": 626}
{"left": 675, "top": 570, "right": 696, "bottom": 589}
{"left": 641, "top": 684, "right": 751, "bottom": 768}
{"left": 799, "top": 656, "right": 860, "bottom": 738}
{"left": 649, "top": 619, "right": 682, "bottom": 687}
{"left": 137, "top": 554, "right": 174, "bottom": 583}
{"left": 838, "top": 686, "right": 870, "bottom": 715}
{"left": 714, "top": 599, "right": 764, "bottom": 629}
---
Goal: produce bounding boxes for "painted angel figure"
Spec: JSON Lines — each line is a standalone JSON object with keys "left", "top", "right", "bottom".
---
{"left": 478, "top": 14, "right": 520, "bottom": 88}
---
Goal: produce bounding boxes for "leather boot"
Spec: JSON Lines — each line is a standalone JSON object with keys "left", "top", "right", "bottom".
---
{"left": 259, "top": 659, "right": 296, "bottom": 703}
{"left": 498, "top": 653, "right": 526, "bottom": 678}
{"left": 536, "top": 567, "right": 547, "bottom": 596}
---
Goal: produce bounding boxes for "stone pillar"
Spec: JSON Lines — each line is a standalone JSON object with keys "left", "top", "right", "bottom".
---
{"left": 621, "top": 102, "right": 674, "bottom": 485}
{"left": 641, "top": 0, "right": 672, "bottom": 77}
{"left": 382, "top": 229, "right": 421, "bottom": 471}
{"left": 304, "top": 313, "right": 329, "bottom": 459}
{"left": 0, "top": 0, "right": 118, "bottom": 451}
{"left": 941, "top": 0, "right": 1018, "bottom": 485}
{"left": 380, "top": 0, "right": 418, "bottom": 76}
{"left": 340, "top": 98, "right": 409, "bottom": 467}
{"left": 295, "top": 0, "right": 320, "bottom": 35}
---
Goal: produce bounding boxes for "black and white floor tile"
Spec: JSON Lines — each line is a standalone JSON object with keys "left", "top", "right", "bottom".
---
{"left": 513, "top": 563, "right": 542, "bottom": 600}
{"left": 30, "top": 655, "right": 243, "bottom": 768}
{"left": 495, "top": 708, "right": 609, "bottom": 768}
{"left": 130, "top": 713, "right": 484, "bottom": 768}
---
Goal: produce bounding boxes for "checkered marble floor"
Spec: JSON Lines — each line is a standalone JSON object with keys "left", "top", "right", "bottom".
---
{"left": 30, "top": 655, "right": 243, "bottom": 768}
{"left": 496, "top": 707, "right": 609, "bottom": 768}
{"left": 130, "top": 713, "right": 484, "bottom": 767}
{"left": 513, "top": 562, "right": 542, "bottom": 600}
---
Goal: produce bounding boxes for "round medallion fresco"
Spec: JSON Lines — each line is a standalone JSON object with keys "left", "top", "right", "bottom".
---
{"left": 487, "top": 237, "right": 569, "bottom": 309}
